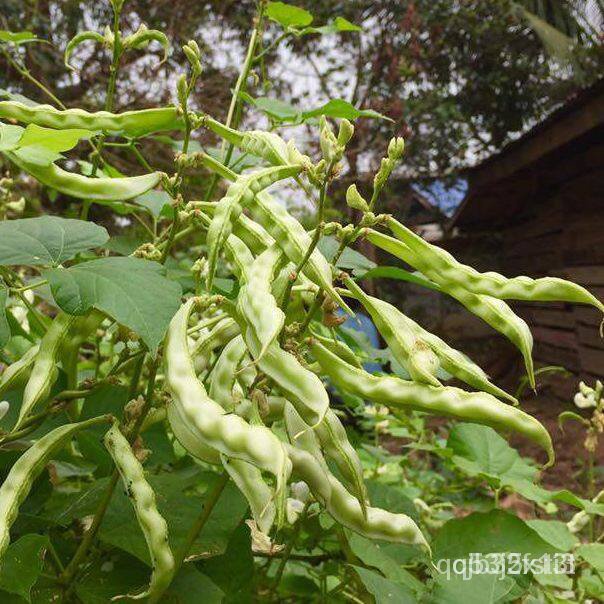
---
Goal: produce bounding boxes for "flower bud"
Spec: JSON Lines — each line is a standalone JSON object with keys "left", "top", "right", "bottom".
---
{"left": 176, "top": 74, "right": 188, "bottom": 108}
{"left": 337, "top": 119, "right": 354, "bottom": 146}
{"left": 346, "top": 184, "right": 369, "bottom": 212}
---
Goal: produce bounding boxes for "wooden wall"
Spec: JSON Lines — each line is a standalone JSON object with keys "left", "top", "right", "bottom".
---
{"left": 393, "top": 127, "right": 604, "bottom": 402}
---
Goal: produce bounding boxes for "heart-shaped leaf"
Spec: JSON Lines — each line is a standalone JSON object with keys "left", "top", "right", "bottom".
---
{"left": 0, "top": 216, "right": 109, "bottom": 267}
{"left": 46, "top": 256, "right": 182, "bottom": 350}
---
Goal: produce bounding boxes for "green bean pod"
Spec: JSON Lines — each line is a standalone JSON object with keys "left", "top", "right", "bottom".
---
{"left": 250, "top": 190, "right": 353, "bottom": 315}
{"left": 206, "top": 165, "right": 301, "bottom": 289}
{"left": 221, "top": 456, "right": 276, "bottom": 534}
{"left": 243, "top": 327, "right": 329, "bottom": 428}
{"left": 203, "top": 117, "right": 292, "bottom": 166}
{"left": 0, "top": 344, "right": 40, "bottom": 400}
{"left": 387, "top": 217, "right": 604, "bottom": 313}
{"left": 14, "top": 312, "right": 78, "bottom": 431}
{"left": 208, "top": 335, "right": 248, "bottom": 411}
{"left": 308, "top": 330, "right": 361, "bottom": 369}
{"left": 0, "top": 100, "right": 184, "bottom": 137}
{"left": 311, "top": 339, "right": 553, "bottom": 466}
{"left": 103, "top": 423, "right": 175, "bottom": 602}
{"left": 190, "top": 317, "right": 240, "bottom": 372}
{"left": 164, "top": 300, "right": 291, "bottom": 522}
{"left": 345, "top": 277, "right": 441, "bottom": 386}
{"left": 378, "top": 305, "right": 518, "bottom": 404}
{"left": 238, "top": 244, "right": 287, "bottom": 362}
{"left": 4, "top": 151, "right": 162, "bottom": 201}
{"left": 190, "top": 200, "right": 275, "bottom": 255}
{"left": 0, "top": 415, "right": 110, "bottom": 558}
{"left": 287, "top": 443, "right": 428, "bottom": 546}
{"left": 367, "top": 229, "right": 536, "bottom": 387}
{"left": 283, "top": 399, "right": 367, "bottom": 512}
{"left": 64, "top": 30, "right": 106, "bottom": 71}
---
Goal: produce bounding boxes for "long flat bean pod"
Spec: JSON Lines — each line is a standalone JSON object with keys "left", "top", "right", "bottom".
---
{"left": 345, "top": 276, "right": 441, "bottom": 386}
{"left": 221, "top": 455, "right": 276, "bottom": 534}
{"left": 14, "top": 312, "right": 78, "bottom": 431}
{"left": 190, "top": 200, "right": 274, "bottom": 254}
{"left": 287, "top": 443, "right": 427, "bottom": 546}
{"left": 367, "top": 229, "right": 536, "bottom": 387}
{"left": 4, "top": 151, "right": 162, "bottom": 201}
{"left": 0, "top": 415, "right": 110, "bottom": 557}
{"left": 190, "top": 317, "right": 240, "bottom": 372}
{"left": 208, "top": 335, "right": 248, "bottom": 411}
{"left": 250, "top": 190, "right": 353, "bottom": 315}
{"left": 206, "top": 165, "right": 302, "bottom": 289}
{"left": 310, "top": 340, "right": 554, "bottom": 466}
{"left": 375, "top": 303, "right": 518, "bottom": 404}
{"left": 202, "top": 117, "right": 293, "bottom": 166}
{"left": 284, "top": 400, "right": 367, "bottom": 511}
{"left": 387, "top": 217, "right": 604, "bottom": 313}
{"left": 104, "top": 423, "right": 175, "bottom": 602}
{"left": 243, "top": 327, "right": 329, "bottom": 428}
{"left": 238, "top": 244, "right": 287, "bottom": 362}
{"left": 0, "top": 101, "right": 184, "bottom": 137}
{"left": 0, "top": 344, "right": 40, "bottom": 400}
{"left": 164, "top": 300, "right": 291, "bottom": 521}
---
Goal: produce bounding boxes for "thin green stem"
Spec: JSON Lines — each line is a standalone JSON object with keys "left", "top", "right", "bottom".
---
{"left": 270, "top": 503, "right": 309, "bottom": 599}
{"left": 204, "top": 9, "right": 264, "bottom": 201}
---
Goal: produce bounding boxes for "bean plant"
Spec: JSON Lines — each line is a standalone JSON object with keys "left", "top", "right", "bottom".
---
{"left": 0, "top": 1, "right": 603, "bottom": 602}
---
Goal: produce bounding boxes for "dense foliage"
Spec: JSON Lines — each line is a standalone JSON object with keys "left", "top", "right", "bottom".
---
{"left": 0, "top": 1, "right": 603, "bottom": 603}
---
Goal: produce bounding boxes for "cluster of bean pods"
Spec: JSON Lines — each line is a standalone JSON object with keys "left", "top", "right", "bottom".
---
{"left": 1, "top": 95, "right": 603, "bottom": 592}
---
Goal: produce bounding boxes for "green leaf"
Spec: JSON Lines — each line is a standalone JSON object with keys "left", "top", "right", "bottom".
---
{"left": 200, "top": 523, "right": 254, "bottom": 601}
{"left": 526, "top": 520, "right": 577, "bottom": 552}
{"left": 238, "top": 92, "right": 300, "bottom": 122}
{"left": 98, "top": 470, "right": 247, "bottom": 565}
{"left": 45, "top": 257, "right": 182, "bottom": 351}
{"left": 0, "top": 216, "right": 109, "bottom": 267}
{"left": 577, "top": 543, "right": 604, "bottom": 573}
{"left": 134, "top": 189, "right": 172, "bottom": 218}
{"left": 18, "top": 124, "right": 93, "bottom": 153}
{"left": 350, "top": 565, "right": 416, "bottom": 604}
{"left": 164, "top": 566, "right": 223, "bottom": 603}
{"left": 346, "top": 533, "right": 425, "bottom": 594}
{"left": 0, "top": 534, "right": 49, "bottom": 602}
{"left": 0, "top": 123, "right": 23, "bottom": 151}
{"left": 0, "top": 281, "right": 9, "bottom": 347}
{"left": 74, "top": 551, "right": 150, "bottom": 603}
{"left": 302, "top": 98, "right": 391, "bottom": 121}
{"left": 318, "top": 235, "right": 376, "bottom": 275}
{"left": 334, "top": 17, "right": 361, "bottom": 31}
{"left": 302, "top": 17, "right": 362, "bottom": 35}
{"left": 447, "top": 423, "right": 537, "bottom": 483}
{"left": 0, "top": 31, "right": 38, "bottom": 45}
{"left": 433, "top": 510, "right": 559, "bottom": 560}
{"left": 266, "top": 2, "right": 313, "bottom": 28}
{"left": 360, "top": 265, "right": 440, "bottom": 291}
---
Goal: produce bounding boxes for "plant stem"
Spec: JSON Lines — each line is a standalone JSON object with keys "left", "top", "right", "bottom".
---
{"left": 173, "top": 472, "right": 229, "bottom": 571}
{"left": 204, "top": 8, "right": 264, "bottom": 201}
{"left": 270, "top": 503, "right": 309, "bottom": 599}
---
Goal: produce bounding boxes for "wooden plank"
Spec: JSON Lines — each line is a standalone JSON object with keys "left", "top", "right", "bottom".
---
{"left": 520, "top": 308, "right": 575, "bottom": 329}
{"left": 561, "top": 266, "right": 604, "bottom": 286}
{"left": 577, "top": 324, "right": 604, "bottom": 349}
{"left": 578, "top": 345, "right": 604, "bottom": 375}
{"left": 532, "top": 326, "right": 577, "bottom": 350}
{"left": 574, "top": 306, "right": 603, "bottom": 327}
{"left": 534, "top": 341, "right": 580, "bottom": 372}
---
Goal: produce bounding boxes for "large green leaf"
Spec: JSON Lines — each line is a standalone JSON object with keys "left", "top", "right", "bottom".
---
{"left": 0, "top": 534, "right": 49, "bottom": 602}
{"left": 98, "top": 470, "right": 247, "bottom": 565}
{"left": 447, "top": 423, "right": 537, "bottom": 483}
{"left": 576, "top": 543, "right": 604, "bottom": 574}
{"left": 318, "top": 235, "right": 376, "bottom": 275}
{"left": 302, "top": 99, "right": 391, "bottom": 121}
{"left": 45, "top": 256, "right": 182, "bottom": 350}
{"left": 350, "top": 565, "right": 416, "bottom": 604}
{"left": 266, "top": 2, "right": 313, "bottom": 28}
{"left": 0, "top": 216, "right": 109, "bottom": 267}
{"left": 0, "top": 280, "right": 9, "bottom": 347}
